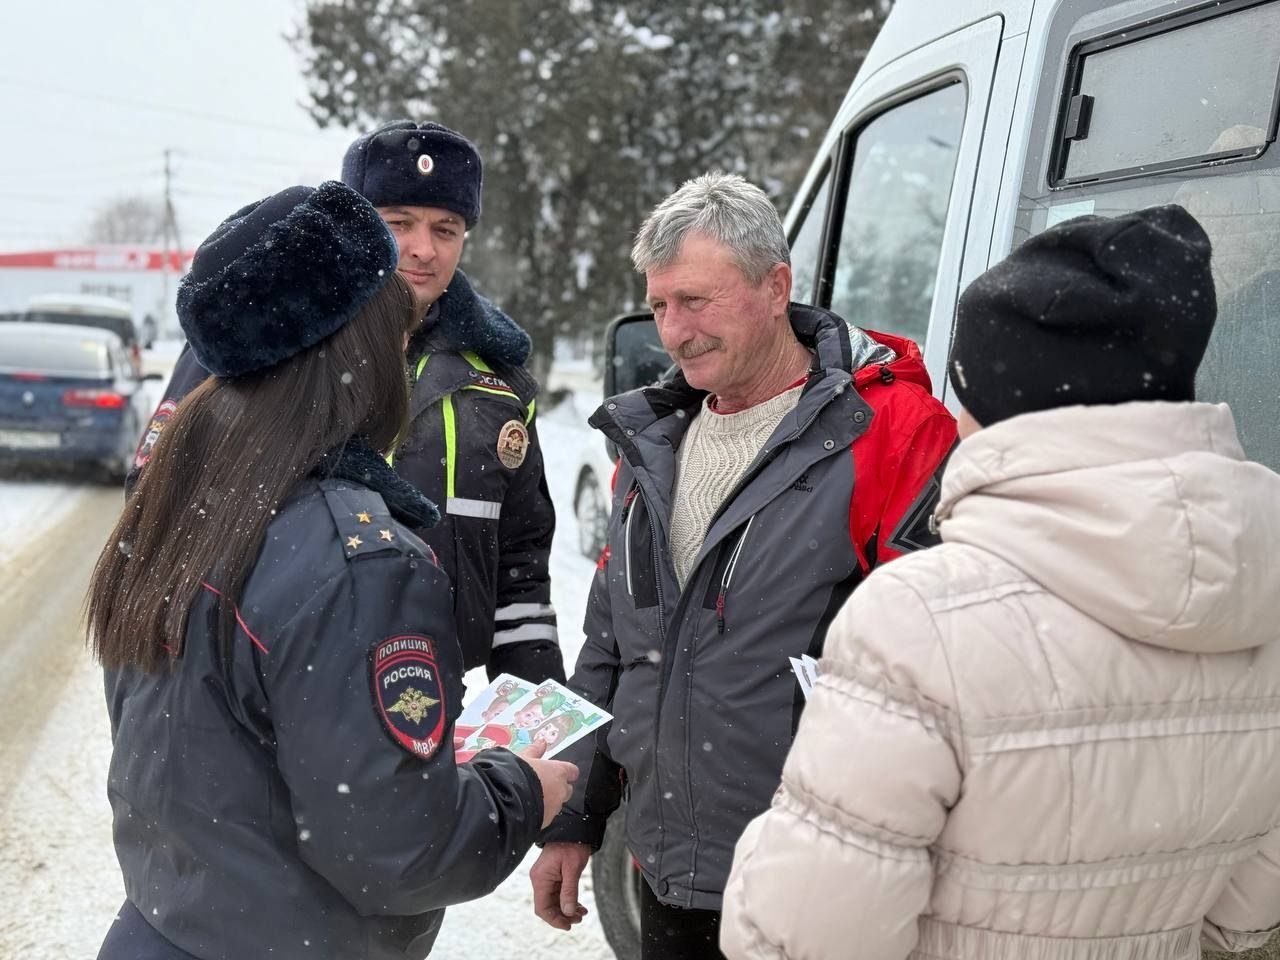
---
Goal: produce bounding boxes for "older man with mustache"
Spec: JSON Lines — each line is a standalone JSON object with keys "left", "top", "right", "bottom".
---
{"left": 530, "top": 172, "right": 958, "bottom": 959}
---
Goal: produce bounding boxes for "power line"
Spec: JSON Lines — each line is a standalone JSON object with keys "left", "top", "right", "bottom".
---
{"left": 174, "top": 185, "right": 276, "bottom": 201}
{"left": 170, "top": 160, "right": 306, "bottom": 190}
{"left": 0, "top": 192, "right": 103, "bottom": 208}
{"left": 174, "top": 147, "right": 350, "bottom": 177}
{"left": 19, "top": 169, "right": 164, "bottom": 188}
{"left": 162, "top": 149, "right": 180, "bottom": 315}
{"left": 0, "top": 156, "right": 162, "bottom": 179}
{"left": 0, "top": 74, "right": 356, "bottom": 142}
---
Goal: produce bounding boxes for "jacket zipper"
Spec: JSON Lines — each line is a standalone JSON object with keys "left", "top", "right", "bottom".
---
{"left": 610, "top": 374, "right": 849, "bottom": 903}
{"left": 666, "top": 395, "right": 831, "bottom": 895}
{"left": 715, "top": 515, "right": 755, "bottom": 634}
{"left": 636, "top": 489, "right": 670, "bottom": 886}
{"left": 650, "top": 510, "right": 667, "bottom": 643}
{"left": 622, "top": 488, "right": 639, "bottom": 597}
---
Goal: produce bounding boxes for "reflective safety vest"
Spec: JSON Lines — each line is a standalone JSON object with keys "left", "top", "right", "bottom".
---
{"left": 382, "top": 345, "right": 561, "bottom": 681}
{"left": 387, "top": 350, "right": 536, "bottom": 488}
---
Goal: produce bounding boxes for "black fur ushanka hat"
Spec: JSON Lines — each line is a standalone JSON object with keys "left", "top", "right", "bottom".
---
{"left": 177, "top": 180, "right": 399, "bottom": 378}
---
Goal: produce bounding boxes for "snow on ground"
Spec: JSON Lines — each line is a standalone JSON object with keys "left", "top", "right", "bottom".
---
{"left": 0, "top": 368, "right": 619, "bottom": 958}
{"left": 438, "top": 394, "right": 616, "bottom": 958}
{"left": 0, "top": 476, "right": 82, "bottom": 559}
{"left": 0, "top": 619, "right": 122, "bottom": 958}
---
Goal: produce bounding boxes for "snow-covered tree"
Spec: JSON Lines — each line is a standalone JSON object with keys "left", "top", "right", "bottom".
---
{"left": 87, "top": 195, "right": 168, "bottom": 245}
{"left": 294, "top": 0, "right": 890, "bottom": 378}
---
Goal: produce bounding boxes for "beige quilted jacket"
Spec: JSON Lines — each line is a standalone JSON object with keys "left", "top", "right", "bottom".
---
{"left": 722, "top": 402, "right": 1280, "bottom": 960}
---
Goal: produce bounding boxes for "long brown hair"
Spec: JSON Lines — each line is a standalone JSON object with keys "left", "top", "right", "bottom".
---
{"left": 88, "top": 273, "right": 415, "bottom": 672}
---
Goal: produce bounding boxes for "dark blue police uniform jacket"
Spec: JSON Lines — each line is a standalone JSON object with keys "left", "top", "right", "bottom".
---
{"left": 100, "top": 459, "right": 543, "bottom": 960}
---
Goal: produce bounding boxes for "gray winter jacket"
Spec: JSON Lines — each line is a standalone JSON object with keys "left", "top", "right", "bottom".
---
{"left": 544, "top": 304, "right": 957, "bottom": 910}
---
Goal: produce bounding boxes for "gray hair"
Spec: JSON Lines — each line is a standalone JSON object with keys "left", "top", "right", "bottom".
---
{"left": 631, "top": 172, "right": 790, "bottom": 284}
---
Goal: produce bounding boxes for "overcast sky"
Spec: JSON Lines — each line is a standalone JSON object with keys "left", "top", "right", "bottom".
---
{"left": 0, "top": 0, "right": 364, "bottom": 253}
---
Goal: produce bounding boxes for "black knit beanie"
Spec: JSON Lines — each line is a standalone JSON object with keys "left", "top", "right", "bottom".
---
{"left": 948, "top": 204, "right": 1216, "bottom": 426}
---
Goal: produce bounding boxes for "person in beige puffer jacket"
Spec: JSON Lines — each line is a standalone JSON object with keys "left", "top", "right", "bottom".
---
{"left": 721, "top": 204, "right": 1280, "bottom": 960}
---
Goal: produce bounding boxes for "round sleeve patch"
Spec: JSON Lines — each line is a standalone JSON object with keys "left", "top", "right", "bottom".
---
{"left": 133, "top": 398, "right": 178, "bottom": 469}
{"left": 496, "top": 419, "right": 529, "bottom": 469}
{"left": 369, "top": 635, "right": 446, "bottom": 760}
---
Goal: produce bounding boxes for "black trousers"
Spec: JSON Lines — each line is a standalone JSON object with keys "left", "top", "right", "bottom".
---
{"left": 640, "top": 879, "right": 725, "bottom": 960}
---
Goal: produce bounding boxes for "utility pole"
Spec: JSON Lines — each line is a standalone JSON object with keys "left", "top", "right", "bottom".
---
{"left": 161, "top": 148, "right": 181, "bottom": 338}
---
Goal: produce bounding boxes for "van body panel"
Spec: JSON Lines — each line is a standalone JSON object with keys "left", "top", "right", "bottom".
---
{"left": 785, "top": 17, "right": 1006, "bottom": 392}
{"left": 853, "top": 0, "right": 1035, "bottom": 97}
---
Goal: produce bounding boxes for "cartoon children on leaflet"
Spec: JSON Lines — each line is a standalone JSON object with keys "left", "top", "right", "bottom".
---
{"left": 452, "top": 675, "right": 532, "bottom": 752}
{"left": 529, "top": 709, "right": 599, "bottom": 752}
{"left": 453, "top": 681, "right": 611, "bottom": 763}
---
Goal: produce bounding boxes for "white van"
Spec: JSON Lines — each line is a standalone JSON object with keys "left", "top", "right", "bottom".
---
{"left": 593, "top": 1, "right": 1280, "bottom": 954}
{"left": 782, "top": 0, "right": 1278, "bottom": 471}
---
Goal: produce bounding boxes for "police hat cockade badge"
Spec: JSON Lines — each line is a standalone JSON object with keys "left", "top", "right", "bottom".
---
{"left": 369, "top": 635, "right": 446, "bottom": 760}
{"left": 416, "top": 154, "right": 434, "bottom": 176}
{"left": 496, "top": 419, "right": 528, "bottom": 470}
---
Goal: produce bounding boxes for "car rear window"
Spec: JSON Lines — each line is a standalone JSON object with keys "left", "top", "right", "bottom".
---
{"left": 0, "top": 328, "right": 111, "bottom": 377}
{"left": 25, "top": 310, "right": 136, "bottom": 345}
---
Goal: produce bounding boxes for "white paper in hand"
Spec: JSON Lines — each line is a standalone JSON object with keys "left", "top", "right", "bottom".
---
{"left": 791, "top": 655, "right": 822, "bottom": 700}
{"left": 454, "top": 677, "right": 612, "bottom": 763}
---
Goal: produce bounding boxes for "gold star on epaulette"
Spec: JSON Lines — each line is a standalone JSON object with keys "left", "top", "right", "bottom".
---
{"left": 379, "top": 529, "right": 394, "bottom": 542}
{"left": 356, "top": 511, "right": 372, "bottom": 524}
{"left": 346, "top": 535, "right": 363, "bottom": 550}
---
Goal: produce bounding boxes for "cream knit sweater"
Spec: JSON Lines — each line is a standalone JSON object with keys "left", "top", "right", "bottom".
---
{"left": 669, "top": 384, "right": 805, "bottom": 587}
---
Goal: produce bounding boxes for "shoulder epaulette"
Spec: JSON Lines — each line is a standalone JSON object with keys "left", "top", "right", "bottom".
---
{"left": 319, "top": 482, "right": 429, "bottom": 564}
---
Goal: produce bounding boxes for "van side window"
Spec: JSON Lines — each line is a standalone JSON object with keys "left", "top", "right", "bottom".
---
{"left": 828, "top": 82, "right": 966, "bottom": 351}
{"left": 787, "top": 166, "right": 832, "bottom": 306}
{"left": 1018, "top": 0, "right": 1280, "bottom": 471}
{"left": 1056, "top": 2, "right": 1280, "bottom": 184}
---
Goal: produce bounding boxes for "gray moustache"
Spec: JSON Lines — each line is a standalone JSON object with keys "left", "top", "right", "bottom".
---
{"left": 677, "top": 341, "right": 721, "bottom": 360}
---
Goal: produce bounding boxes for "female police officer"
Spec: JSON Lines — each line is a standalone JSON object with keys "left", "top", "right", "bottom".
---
{"left": 87, "top": 181, "right": 576, "bottom": 960}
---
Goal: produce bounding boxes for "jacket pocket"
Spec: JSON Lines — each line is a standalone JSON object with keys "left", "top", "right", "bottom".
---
{"left": 606, "top": 660, "right": 658, "bottom": 772}
{"left": 622, "top": 488, "right": 660, "bottom": 610}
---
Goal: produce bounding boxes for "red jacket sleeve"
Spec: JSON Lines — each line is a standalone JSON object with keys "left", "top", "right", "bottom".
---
{"left": 849, "top": 388, "right": 957, "bottom": 575}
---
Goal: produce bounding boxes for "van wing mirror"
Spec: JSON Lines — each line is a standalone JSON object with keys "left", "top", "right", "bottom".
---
{"left": 601, "top": 313, "right": 670, "bottom": 463}
{"left": 603, "top": 313, "right": 669, "bottom": 399}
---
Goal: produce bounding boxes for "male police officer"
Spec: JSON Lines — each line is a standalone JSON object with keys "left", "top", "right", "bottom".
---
{"left": 341, "top": 120, "right": 564, "bottom": 685}
{"left": 131, "top": 122, "right": 563, "bottom": 687}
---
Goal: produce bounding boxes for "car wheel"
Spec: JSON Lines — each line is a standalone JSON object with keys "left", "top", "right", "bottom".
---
{"left": 591, "top": 803, "right": 642, "bottom": 960}
{"left": 104, "top": 414, "right": 139, "bottom": 484}
{"left": 574, "top": 468, "right": 609, "bottom": 559}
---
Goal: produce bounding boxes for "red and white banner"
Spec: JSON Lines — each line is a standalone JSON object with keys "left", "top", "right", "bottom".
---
{"left": 0, "top": 248, "right": 195, "bottom": 272}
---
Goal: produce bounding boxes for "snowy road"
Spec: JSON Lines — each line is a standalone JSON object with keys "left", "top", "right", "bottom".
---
{"left": 0, "top": 481, "right": 126, "bottom": 958}
{"left": 0, "top": 386, "right": 618, "bottom": 958}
